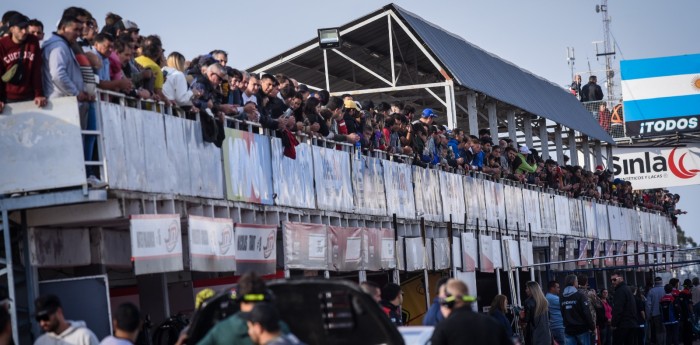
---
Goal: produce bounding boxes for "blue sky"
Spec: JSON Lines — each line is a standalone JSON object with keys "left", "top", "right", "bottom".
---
{"left": 6, "top": 0, "right": 699, "bottom": 242}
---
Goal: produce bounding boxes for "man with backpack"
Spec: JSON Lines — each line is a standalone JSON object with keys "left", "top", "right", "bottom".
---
{"left": 660, "top": 284, "right": 680, "bottom": 345}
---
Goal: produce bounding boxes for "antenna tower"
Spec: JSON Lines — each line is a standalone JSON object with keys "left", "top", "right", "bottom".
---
{"left": 595, "top": 0, "right": 616, "bottom": 100}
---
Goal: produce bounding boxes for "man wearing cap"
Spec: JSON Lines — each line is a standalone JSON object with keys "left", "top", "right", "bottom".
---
{"left": 243, "top": 303, "right": 306, "bottom": 345}
{"left": 342, "top": 99, "right": 363, "bottom": 136}
{"left": 34, "top": 294, "right": 99, "bottom": 345}
{"left": 197, "top": 272, "right": 289, "bottom": 345}
{"left": 431, "top": 279, "right": 511, "bottom": 345}
{"left": 514, "top": 145, "right": 538, "bottom": 174}
{"left": 0, "top": 12, "right": 46, "bottom": 112}
{"left": 646, "top": 276, "right": 666, "bottom": 345}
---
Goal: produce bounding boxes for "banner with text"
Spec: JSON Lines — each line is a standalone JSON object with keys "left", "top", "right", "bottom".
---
{"left": 397, "top": 237, "right": 426, "bottom": 272}
{"left": 612, "top": 145, "right": 700, "bottom": 189}
{"left": 461, "top": 233, "right": 477, "bottom": 272}
{"left": 223, "top": 128, "right": 274, "bottom": 204}
{"left": 365, "top": 227, "right": 396, "bottom": 270}
{"left": 130, "top": 214, "right": 183, "bottom": 275}
{"left": 329, "top": 226, "right": 364, "bottom": 272}
{"left": 271, "top": 138, "right": 315, "bottom": 209}
{"left": 479, "top": 235, "right": 494, "bottom": 273}
{"left": 313, "top": 146, "right": 354, "bottom": 212}
{"left": 383, "top": 160, "right": 416, "bottom": 219}
{"left": 235, "top": 223, "right": 277, "bottom": 275}
{"left": 351, "top": 156, "right": 387, "bottom": 216}
{"left": 188, "top": 215, "right": 235, "bottom": 272}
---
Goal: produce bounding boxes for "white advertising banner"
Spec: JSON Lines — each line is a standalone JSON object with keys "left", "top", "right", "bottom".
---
{"left": 540, "top": 192, "right": 557, "bottom": 234}
{"left": 397, "top": 237, "right": 426, "bottom": 271}
{"left": 492, "top": 239, "right": 503, "bottom": 269}
{"left": 188, "top": 216, "right": 235, "bottom": 272}
{"left": 235, "top": 223, "right": 277, "bottom": 275}
{"left": 479, "top": 235, "right": 494, "bottom": 273}
{"left": 365, "top": 227, "right": 396, "bottom": 270}
{"left": 383, "top": 160, "right": 416, "bottom": 219}
{"left": 612, "top": 145, "right": 700, "bottom": 189}
{"left": 312, "top": 146, "right": 354, "bottom": 212}
{"left": 413, "top": 167, "right": 443, "bottom": 222}
{"left": 270, "top": 139, "right": 315, "bottom": 209}
{"left": 569, "top": 199, "right": 585, "bottom": 237}
{"left": 329, "top": 226, "right": 364, "bottom": 272}
{"left": 432, "top": 237, "right": 451, "bottom": 270}
{"left": 520, "top": 240, "right": 534, "bottom": 271}
{"left": 466, "top": 177, "right": 489, "bottom": 228}
{"left": 461, "top": 233, "right": 477, "bottom": 272}
{"left": 523, "top": 189, "right": 542, "bottom": 234}
{"left": 351, "top": 156, "right": 387, "bottom": 216}
{"left": 596, "top": 203, "right": 610, "bottom": 240}
{"left": 583, "top": 200, "right": 597, "bottom": 238}
{"left": 222, "top": 128, "right": 274, "bottom": 205}
{"left": 130, "top": 214, "right": 183, "bottom": 275}
{"left": 439, "top": 171, "right": 466, "bottom": 223}
{"left": 554, "top": 195, "right": 571, "bottom": 235}
{"left": 502, "top": 236, "right": 521, "bottom": 270}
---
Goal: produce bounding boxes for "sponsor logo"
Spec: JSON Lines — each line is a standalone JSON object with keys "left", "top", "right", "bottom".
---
{"left": 218, "top": 224, "right": 234, "bottom": 255}
{"left": 164, "top": 220, "right": 180, "bottom": 253}
{"left": 668, "top": 148, "right": 700, "bottom": 179}
{"left": 263, "top": 230, "right": 275, "bottom": 259}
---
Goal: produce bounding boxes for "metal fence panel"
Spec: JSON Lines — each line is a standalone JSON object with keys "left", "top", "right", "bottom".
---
{"left": 329, "top": 226, "right": 364, "bottom": 272}
{"left": 311, "top": 145, "right": 353, "bottom": 212}
{"left": 141, "top": 111, "right": 169, "bottom": 193}
{"left": 99, "top": 102, "right": 128, "bottom": 190}
{"left": 569, "top": 199, "right": 585, "bottom": 237}
{"left": 595, "top": 203, "right": 610, "bottom": 240}
{"left": 554, "top": 195, "right": 571, "bottom": 236}
{"left": 412, "top": 167, "right": 443, "bottom": 222}
{"left": 523, "top": 189, "right": 543, "bottom": 234}
{"left": 223, "top": 128, "right": 274, "bottom": 204}
{"left": 164, "top": 116, "right": 191, "bottom": 196}
{"left": 540, "top": 192, "right": 557, "bottom": 234}
{"left": 123, "top": 107, "right": 148, "bottom": 191}
{"left": 282, "top": 222, "right": 328, "bottom": 270}
{"left": 433, "top": 237, "right": 451, "bottom": 270}
{"left": 582, "top": 199, "right": 597, "bottom": 238}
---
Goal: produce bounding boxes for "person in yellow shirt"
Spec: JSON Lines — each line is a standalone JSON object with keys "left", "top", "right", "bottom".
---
{"left": 134, "top": 35, "right": 169, "bottom": 103}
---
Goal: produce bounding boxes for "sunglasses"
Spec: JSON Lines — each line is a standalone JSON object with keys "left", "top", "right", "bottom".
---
{"left": 35, "top": 314, "right": 51, "bottom": 322}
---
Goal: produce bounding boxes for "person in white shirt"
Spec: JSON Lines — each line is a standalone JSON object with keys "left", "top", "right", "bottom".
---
{"left": 33, "top": 295, "right": 99, "bottom": 345}
{"left": 162, "top": 52, "right": 193, "bottom": 107}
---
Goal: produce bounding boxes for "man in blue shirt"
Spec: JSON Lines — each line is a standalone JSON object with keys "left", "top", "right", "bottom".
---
{"left": 546, "top": 280, "right": 565, "bottom": 345}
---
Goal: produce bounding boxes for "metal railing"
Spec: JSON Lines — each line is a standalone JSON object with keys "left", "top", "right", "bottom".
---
{"left": 582, "top": 100, "right": 626, "bottom": 139}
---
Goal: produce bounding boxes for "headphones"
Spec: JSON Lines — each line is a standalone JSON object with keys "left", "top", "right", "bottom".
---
{"left": 232, "top": 289, "right": 275, "bottom": 304}
{"left": 439, "top": 294, "right": 477, "bottom": 309}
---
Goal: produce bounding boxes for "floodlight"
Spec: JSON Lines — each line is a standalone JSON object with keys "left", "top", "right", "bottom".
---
{"left": 318, "top": 28, "right": 341, "bottom": 49}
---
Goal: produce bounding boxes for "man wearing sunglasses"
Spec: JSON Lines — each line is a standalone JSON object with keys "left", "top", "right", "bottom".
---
{"left": 430, "top": 279, "right": 510, "bottom": 345}
{"left": 34, "top": 294, "right": 99, "bottom": 345}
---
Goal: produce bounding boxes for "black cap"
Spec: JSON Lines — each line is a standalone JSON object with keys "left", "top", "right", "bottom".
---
{"left": 654, "top": 276, "right": 662, "bottom": 282}
{"left": 239, "top": 303, "right": 281, "bottom": 332}
{"left": 6, "top": 13, "right": 30, "bottom": 28}
{"left": 297, "top": 84, "right": 309, "bottom": 93}
{"left": 35, "top": 294, "right": 61, "bottom": 317}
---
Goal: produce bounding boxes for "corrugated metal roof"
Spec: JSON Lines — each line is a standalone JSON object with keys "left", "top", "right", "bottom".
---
{"left": 391, "top": 4, "right": 615, "bottom": 144}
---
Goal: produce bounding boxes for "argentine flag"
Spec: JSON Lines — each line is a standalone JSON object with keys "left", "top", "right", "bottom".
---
{"left": 621, "top": 54, "right": 700, "bottom": 136}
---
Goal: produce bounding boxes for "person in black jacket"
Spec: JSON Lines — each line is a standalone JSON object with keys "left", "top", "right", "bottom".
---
{"left": 560, "top": 274, "right": 595, "bottom": 344}
{"left": 580, "top": 75, "right": 604, "bottom": 102}
{"left": 430, "top": 279, "right": 511, "bottom": 345}
{"left": 380, "top": 283, "right": 403, "bottom": 327}
{"left": 610, "top": 271, "right": 638, "bottom": 345}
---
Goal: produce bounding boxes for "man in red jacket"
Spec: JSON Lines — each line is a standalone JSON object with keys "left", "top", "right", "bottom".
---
{"left": 0, "top": 12, "right": 46, "bottom": 112}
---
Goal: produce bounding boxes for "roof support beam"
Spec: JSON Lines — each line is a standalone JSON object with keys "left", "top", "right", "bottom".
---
{"left": 445, "top": 81, "right": 456, "bottom": 129}
{"left": 555, "top": 125, "right": 564, "bottom": 165}
{"left": 328, "top": 81, "right": 449, "bottom": 97}
{"left": 606, "top": 144, "right": 614, "bottom": 171}
{"left": 388, "top": 15, "right": 396, "bottom": 86}
{"left": 507, "top": 110, "right": 517, "bottom": 145}
{"left": 252, "top": 11, "right": 391, "bottom": 73}
{"left": 523, "top": 116, "right": 534, "bottom": 151}
{"left": 538, "top": 118, "right": 549, "bottom": 160}
{"left": 487, "top": 103, "right": 498, "bottom": 141}
{"left": 568, "top": 129, "right": 579, "bottom": 166}
{"left": 466, "top": 92, "right": 478, "bottom": 136}
{"left": 331, "top": 49, "right": 393, "bottom": 87}
{"left": 389, "top": 11, "right": 446, "bottom": 78}
{"left": 582, "top": 136, "right": 591, "bottom": 171}
{"left": 594, "top": 140, "right": 603, "bottom": 166}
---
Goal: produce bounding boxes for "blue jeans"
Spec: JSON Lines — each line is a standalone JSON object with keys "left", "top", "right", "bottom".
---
{"left": 551, "top": 328, "right": 566, "bottom": 345}
{"left": 83, "top": 102, "right": 98, "bottom": 177}
{"left": 565, "top": 331, "right": 591, "bottom": 345}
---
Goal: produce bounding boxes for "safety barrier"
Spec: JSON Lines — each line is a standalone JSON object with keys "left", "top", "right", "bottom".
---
{"left": 582, "top": 100, "right": 626, "bottom": 139}
{"left": 1, "top": 96, "right": 677, "bottom": 254}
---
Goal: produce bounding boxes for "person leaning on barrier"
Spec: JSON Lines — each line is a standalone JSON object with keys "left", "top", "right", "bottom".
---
{"left": 430, "top": 279, "right": 511, "bottom": 345}
{"left": 0, "top": 12, "right": 46, "bottom": 112}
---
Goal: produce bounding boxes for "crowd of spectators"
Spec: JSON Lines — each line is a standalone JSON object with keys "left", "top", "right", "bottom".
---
{"left": 0, "top": 7, "right": 686, "bottom": 221}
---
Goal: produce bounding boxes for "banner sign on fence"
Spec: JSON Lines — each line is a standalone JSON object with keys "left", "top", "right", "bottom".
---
{"left": 351, "top": 156, "right": 387, "bottom": 216}
{"left": 564, "top": 238, "right": 577, "bottom": 271}
{"left": 383, "top": 160, "right": 416, "bottom": 219}
{"left": 312, "top": 146, "right": 354, "bottom": 212}
{"left": 188, "top": 215, "right": 235, "bottom": 272}
{"left": 461, "top": 233, "right": 477, "bottom": 272}
{"left": 604, "top": 241, "right": 615, "bottom": 267}
{"left": 503, "top": 237, "right": 521, "bottom": 270}
{"left": 523, "top": 189, "right": 542, "bottom": 234}
{"left": 520, "top": 240, "right": 533, "bottom": 272}
{"left": 627, "top": 241, "right": 636, "bottom": 266}
{"left": 235, "top": 223, "right": 277, "bottom": 275}
{"left": 270, "top": 139, "right": 315, "bottom": 209}
{"left": 492, "top": 239, "right": 503, "bottom": 270}
{"left": 223, "top": 128, "right": 274, "bottom": 204}
{"left": 577, "top": 239, "right": 590, "bottom": 267}
{"left": 365, "top": 228, "right": 396, "bottom": 270}
{"left": 130, "top": 214, "right": 183, "bottom": 275}
{"left": 554, "top": 195, "right": 571, "bottom": 235}
{"left": 592, "top": 239, "right": 603, "bottom": 267}
{"left": 479, "top": 235, "right": 494, "bottom": 273}
{"left": 540, "top": 192, "right": 557, "bottom": 234}
{"left": 467, "top": 177, "right": 489, "bottom": 227}
{"left": 612, "top": 145, "right": 700, "bottom": 189}
{"left": 620, "top": 54, "right": 700, "bottom": 137}
{"left": 413, "top": 167, "right": 443, "bottom": 222}
{"left": 398, "top": 237, "right": 425, "bottom": 272}
{"left": 432, "top": 238, "right": 451, "bottom": 270}
{"left": 549, "top": 236, "right": 561, "bottom": 271}
{"left": 282, "top": 222, "right": 328, "bottom": 270}
{"left": 329, "top": 226, "right": 363, "bottom": 272}
{"left": 616, "top": 241, "right": 627, "bottom": 266}
{"left": 439, "top": 171, "right": 466, "bottom": 223}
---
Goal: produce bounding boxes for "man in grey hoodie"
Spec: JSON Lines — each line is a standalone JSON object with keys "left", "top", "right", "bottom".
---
{"left": 33, "top": 294, "right": 99, "bottom": 345}
{"left": 41, "top": 14, "right": 88, "bottom": 101}
{"left": 646, "top": 277, "right": 666, "bottom": 345}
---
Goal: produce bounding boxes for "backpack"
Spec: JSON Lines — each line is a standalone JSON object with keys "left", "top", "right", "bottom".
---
{"left": 660, "top": 295, "right": 678, "bottom": 325}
